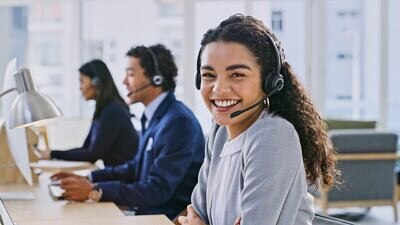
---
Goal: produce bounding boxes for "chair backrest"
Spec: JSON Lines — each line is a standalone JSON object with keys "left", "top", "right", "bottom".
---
{"left": 313, "top": 213, "right": 355, "bottom": 225}
{"left": 324, "top": 119, "right": 376, "bottom": 130}
{"left": 329, "top": 130, "right": 397, "bottom": 154}
{"left": 328, "top": 130, "right": 398, "bottom": 201}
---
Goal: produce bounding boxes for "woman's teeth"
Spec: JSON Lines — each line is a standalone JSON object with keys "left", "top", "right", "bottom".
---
{"left": 214, "top": 100, "right": 238, "bottom": 107}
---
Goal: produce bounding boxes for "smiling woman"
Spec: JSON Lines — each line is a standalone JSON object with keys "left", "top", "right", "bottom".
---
{"left": 199, "top": 41, "right": 265, "bottom": 139}
{"left": 178, "top": 14, "right": 339, "bottom": 225}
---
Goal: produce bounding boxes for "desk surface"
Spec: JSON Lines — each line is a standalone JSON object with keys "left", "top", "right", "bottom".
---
{"left": 0, "top": 174, "right": 173, "bottom": 225}
{"left": 20, "top": 215, "right": 174, "bottom": 225}
{"left": 0, "top": 174, "right": 123, "bottom": 223}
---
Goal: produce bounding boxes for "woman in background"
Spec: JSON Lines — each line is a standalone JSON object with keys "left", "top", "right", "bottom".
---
{"left": 39, "top": 59, "right": 138, "bottom": 167}
{"left": 178, "top": 14, "right": 338, "bottom": 225}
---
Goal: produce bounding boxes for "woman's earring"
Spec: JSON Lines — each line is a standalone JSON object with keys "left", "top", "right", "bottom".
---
{"left": 264, "top": 98, "right": 270, "bottom": 109}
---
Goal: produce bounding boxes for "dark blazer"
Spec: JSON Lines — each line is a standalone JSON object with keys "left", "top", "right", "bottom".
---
{"left": 91, "top": 92, "right": 205, "bottom": 219}
{"left": 51, "top": 100, "right": 139, "bottom": 167}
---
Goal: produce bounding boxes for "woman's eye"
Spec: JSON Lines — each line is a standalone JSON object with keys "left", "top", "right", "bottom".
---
{"left": 201, "top": 73, "right": 215, "bottom": 79}
{"left": 231, "top": 73, "right": 244, "bottom": 78}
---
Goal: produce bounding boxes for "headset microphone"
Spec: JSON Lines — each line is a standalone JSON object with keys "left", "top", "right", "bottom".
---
{"left": 127, "top": 82, "right": 152, "bottom": 96}
{"left": 230, "top": 99, "right": 264, "bottom": 118}
{"left": 229, "top": 83, "right": 283, "bottom": 118}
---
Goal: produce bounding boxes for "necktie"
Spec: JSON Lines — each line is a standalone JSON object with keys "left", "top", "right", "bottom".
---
{"left": 141, "top": 114, "right": 147, "bottom": 133}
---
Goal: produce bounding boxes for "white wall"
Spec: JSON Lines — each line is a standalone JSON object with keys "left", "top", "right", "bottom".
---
{"left": 82, "top": 0, "right": 158, "bottom": 118}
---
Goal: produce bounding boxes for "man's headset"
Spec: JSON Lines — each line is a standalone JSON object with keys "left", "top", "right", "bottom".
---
{"left": 128, "top": 47, "right": 164, "bottom": 96}
{"left": 195, "top": 32, "right": 284, "bottom": 118}
{"left": 147, "top": 47, "right": 164, "bottom": 86}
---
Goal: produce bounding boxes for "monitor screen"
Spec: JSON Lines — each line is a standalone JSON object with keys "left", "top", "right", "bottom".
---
{"left": 0, "top": 199, "right": 14, "bottom": 225}
{"left": 1, "top": 58, "right": 33, "bottom": 185}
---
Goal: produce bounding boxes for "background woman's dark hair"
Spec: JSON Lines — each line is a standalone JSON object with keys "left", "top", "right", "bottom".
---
{"left": 198, "top": 14, "right": 338, "bottom": 190}
{"left": 79, "top": 59, "right": 128, "bottom": 119}
{"left": 125, "top": 44, "right": 177, "bottom": 92}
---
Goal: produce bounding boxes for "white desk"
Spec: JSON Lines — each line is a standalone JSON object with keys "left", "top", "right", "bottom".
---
{"left": 0, "top": 174, "right": 173, "bottom": 225}
{"left": 20, "top": 215, "right": 174, "bottom": 225}
{"left": 0, "top": 173, "right": 122, "bottom": 223}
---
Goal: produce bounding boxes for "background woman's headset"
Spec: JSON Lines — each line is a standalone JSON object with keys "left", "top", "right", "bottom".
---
{"left": 195, "top": 32, "right": 284, "bottom": 99}
{"left": 88, "top": 61, "right": 102, "bottom": 88}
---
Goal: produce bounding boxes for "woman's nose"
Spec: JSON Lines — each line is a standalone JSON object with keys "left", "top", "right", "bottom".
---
{"left": 212, "top": 78, "right": 230, "bottom": 94}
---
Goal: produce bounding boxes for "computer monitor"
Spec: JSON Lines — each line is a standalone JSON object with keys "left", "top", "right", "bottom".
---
{"left": 1, "top": 58, "right": 33, "bottom": 185}
{"left": 0, "top": 199, "right": 14, "bottom": 225}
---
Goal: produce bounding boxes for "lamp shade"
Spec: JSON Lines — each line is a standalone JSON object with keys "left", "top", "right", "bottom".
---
{"left": 8, "top": 68, "right": 62, "bottom": 129}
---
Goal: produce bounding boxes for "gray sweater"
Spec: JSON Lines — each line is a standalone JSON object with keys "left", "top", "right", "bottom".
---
{"left": 191, "top": 111, "right": 314, "bottom": 225}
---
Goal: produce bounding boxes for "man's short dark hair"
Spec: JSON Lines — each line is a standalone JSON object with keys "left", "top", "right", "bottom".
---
{"left": 126, "top": 44, "right": 177, "bottom": 92}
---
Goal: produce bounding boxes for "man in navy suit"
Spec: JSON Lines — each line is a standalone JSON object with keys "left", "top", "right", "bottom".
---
{"left": 52, "top": 44, "right": 205, "bottom": 219}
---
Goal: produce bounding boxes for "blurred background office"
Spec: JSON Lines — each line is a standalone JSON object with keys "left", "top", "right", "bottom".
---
{"left": 0, "top": 0, "right": 399, "bottom": 136}
{"left": 0, "top": 0, "right": 399, "bottom": 224}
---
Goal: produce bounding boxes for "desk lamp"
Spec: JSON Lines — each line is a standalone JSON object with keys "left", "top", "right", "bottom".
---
{"left": 0, "top": 68, "right": 62, "bottom": 128}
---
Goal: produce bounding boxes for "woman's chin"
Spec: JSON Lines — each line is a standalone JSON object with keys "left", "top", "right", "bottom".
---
{"left": 213, "top": 116, "right": 232, "bottom": 126}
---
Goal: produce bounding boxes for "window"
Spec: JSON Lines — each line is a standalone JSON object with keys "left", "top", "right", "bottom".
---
{"left": 388, "top": 0, "right": 400, "bottom": 137}
{"left": 271, "top": 11, "right": 283, "bottom": 31}
{"left": 2, "top": 0, "right": 397, "bottom": 137}
{"left": 0, "top": 1, "right": 80, "bottom": 116}
{"left": 324, "top": 0, "right": 371, "bottom": 119}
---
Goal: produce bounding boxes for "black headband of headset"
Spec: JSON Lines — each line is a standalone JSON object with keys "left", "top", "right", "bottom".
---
{"left": 267, "top": 34, "right": 282, "bottom": 75}
{"left": 146, "top": 47, "right": 162, "bottom": 77}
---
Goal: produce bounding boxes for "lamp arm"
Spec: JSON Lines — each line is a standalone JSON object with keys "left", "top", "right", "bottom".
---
{"left": 0, "top": 88, "right": 17, "bottom": 98}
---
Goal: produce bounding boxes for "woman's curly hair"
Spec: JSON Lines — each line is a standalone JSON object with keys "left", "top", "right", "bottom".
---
{"left": 197, "top": 14, "right": 338, "bottom": 190}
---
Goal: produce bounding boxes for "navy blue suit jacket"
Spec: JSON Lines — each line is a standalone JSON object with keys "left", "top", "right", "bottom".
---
{"left": 51, "top": 100, "right": 139, "bottom": 166}
{"left": 91, "top": 92, "right": 205, "bottom": 219}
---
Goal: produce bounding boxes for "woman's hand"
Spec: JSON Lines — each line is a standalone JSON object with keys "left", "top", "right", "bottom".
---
{"left": 40, "top": 150, "right": 51, "bottom": 159}
{"left": 33, "top": 146, "right": 51, "bottom": 160}
{"left": 178, "top": 205, "right": 207, "bottom": 225}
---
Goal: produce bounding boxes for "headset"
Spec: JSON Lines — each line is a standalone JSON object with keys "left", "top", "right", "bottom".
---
{"left": 88, "top": 61, "right": 102, "bottom": 88}
{"left": 146, "top": 47, "right": 164, "bottom": 87}
{"left": 261, "top": 34, "right": 284, "bottom": 98}
{"left": 195, "top": 32, "right": 284, "bottom": 118}
{"left": 91, "top": 76, "right": 101, "bottom": 87}
{"left": 127, "top": 47, "right": 165, "bottom": 96}
{"left": 196, "top": 34, "right": 284, "bottom": 96}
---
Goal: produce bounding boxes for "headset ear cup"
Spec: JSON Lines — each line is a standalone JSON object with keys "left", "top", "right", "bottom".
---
{"left": 91, "top": 77, "right": 100, "bottom": 87}
{"left": 152, "top": 75, "right": 164, "bottom": 86}
{"left": 195, "top": 49, "right": 202, "bottom": 90}
{"left": 263, "top": 72, "right": 274, "bottom": 94}
{"left": 273, "top": 74, "right": 284, "bottom": 92}
{"left": 263, "top": 72, "right": 284, "bottom": 96}
{"left": 195, "top": 72, "right": 201, "bottom": 90}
